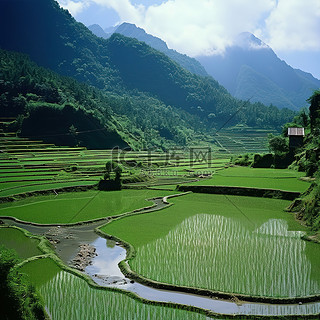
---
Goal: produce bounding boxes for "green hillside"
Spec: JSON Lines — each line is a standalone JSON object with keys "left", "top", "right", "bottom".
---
{"left": 0, "top": 49, "right": 207, "bottom": 149}
{"left": 109, "top": 22, "right": 209, "bottom": 77}
{"left": 0, "top": 0, "right": 296, "bottom": 142}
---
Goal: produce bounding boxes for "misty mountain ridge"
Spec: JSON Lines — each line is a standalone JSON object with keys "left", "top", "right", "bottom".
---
{"left": 233, "top": 32, "right": 271, "bottom": 50}
{"left": 88, "top": 24, "right": 109, "bottom": 39}
{"left": 89, "top": 22, "right": 319, "bottom": 111}
{"left": 197, "top": 32, "right": 320, "bottom": 110}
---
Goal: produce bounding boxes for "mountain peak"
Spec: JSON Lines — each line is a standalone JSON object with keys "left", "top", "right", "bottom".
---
{"left": 234, "top": 32, "right": 270, "bottom": 50}
{"left": 197, "top": 31, "right": 320, "bottom": 110}
{"left": 115, "top": 22, "right": 169, "bottom": 52}
{"left": 88, "top": 24, "right": 107, "bottom": 38}
{"left": 111, "top": 23, "right": 208, "bottom": 76}
{"left": 117, "top": 22, "right": 142, "bottom": 33}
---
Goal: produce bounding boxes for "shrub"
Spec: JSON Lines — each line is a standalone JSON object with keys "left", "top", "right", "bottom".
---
{"left": 0, "top": 246, "right": 47, "bottom": 320}
{"left": 232, "top": 153, "right": 253, "bottom": 166}
{"left": 252, "top": 153, "right": 274, "bottom": 168}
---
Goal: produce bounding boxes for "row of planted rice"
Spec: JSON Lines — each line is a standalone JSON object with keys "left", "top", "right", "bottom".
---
{"left": 0, "top": 226, "right": 209, "bottom": 320}
{"left": 21, "top": 258, "right": 209, "bottom": 320}
{"left": 102, "top": 193, "right": 320, "bottom": 298}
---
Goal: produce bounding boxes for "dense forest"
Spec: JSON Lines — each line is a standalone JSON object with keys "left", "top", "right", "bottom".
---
{"left": 100, "top": 22, "right": 209, "bottom": 77}
{"left": 0, "top": 0, "right": 297, "bottom": 150}
{"left": 0, "top": 246, "right": 47, "bottom": 320}
{"left": 289, "top": 91, "right": 320, "bottom": 233}
{"left": 0, "top": 49, "right": 209, "bottom": 149}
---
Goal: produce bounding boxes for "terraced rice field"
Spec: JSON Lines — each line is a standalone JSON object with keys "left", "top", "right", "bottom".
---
{"left": 187, "top": 166, "right": 310, "bottom": 192}
{"left": 0, "top": 134, "right": 228, "bottom": 194}
{"left": 0, "top": 189, "right": 176, "bottom": 224}
{"left": 102, "top": 193, "right": 320, "bottom": 298}
{"left": 213, "top": 128, "right": 275, "bottom": 154}
{"left": 0, "top": 135, "right": 103, "bottom": 196}
{"left": 2, "top": 130, "right": 320, "bottom": 318}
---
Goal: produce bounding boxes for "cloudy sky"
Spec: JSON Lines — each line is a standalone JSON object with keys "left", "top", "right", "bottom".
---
{"left": 57, "top": 0, "right": 320, "bottom": 78}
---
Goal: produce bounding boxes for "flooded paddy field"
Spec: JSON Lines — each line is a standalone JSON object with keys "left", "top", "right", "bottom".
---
{"left": 20, "top": 258, "right": 210, "bottom": 320}
{"left": 1, "top": 189, "right": 320, "bottom": 318}
{"left": 103, "top": 193, "right": 320, "bottom": 298}
{"left": 1, "top": 162, "right": 320, "bottom": 318}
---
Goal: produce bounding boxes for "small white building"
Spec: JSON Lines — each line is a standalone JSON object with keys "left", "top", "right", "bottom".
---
{"left": 288, "top": 127, "right": 305, "bottom": 149}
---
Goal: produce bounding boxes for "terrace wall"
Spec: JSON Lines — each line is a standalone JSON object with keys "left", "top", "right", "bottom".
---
{"left": 177, "top": 185, "right": 300, "bottom": 201}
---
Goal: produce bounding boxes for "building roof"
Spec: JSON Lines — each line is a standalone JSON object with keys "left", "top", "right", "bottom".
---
{"left": 288, "top": 127, "right": 305, "bottom": 136}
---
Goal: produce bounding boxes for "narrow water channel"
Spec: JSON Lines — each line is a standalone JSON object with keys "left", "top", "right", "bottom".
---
{"left": 1, "top": 197, "right": 320, "bottom": 317}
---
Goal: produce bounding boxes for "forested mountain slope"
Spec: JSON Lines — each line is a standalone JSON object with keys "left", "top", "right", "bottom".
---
{"left": 0, "top": 0, "right": 296, "bottom": 148}
{"left": 0, "top": 49, "right": 127, "bottom": 149}
{"left": 0, "top": 49, "right": 209, "bottom": 149}
{"left": 0, "top": 0, "right": 223, "bottom": 115}
{"left": 89, "top": 22, "right": 208, "bottom": 77}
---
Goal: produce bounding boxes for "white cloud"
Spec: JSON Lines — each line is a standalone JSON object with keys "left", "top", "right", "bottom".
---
{"left": 58, "top": 0, "right": 91, "bottom": 16}
{"left": 260, "top": 0, "right": 320, "bottom": 51}
{"left": 92, "top": 0, "right": 145, "bottom": 24}
{"left": 57, "top": 0, "right": 320, "bottom": 56}
{"left": 92, "top": 0, "right": 277, "bottom": 56}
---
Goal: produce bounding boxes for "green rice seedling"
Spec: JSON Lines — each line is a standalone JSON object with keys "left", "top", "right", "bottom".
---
{"left": 103, "top": 193, "right": 320, "bottom": 298}
{"left": 21, "top": 258, "right": 210, "bottom": 320}
{"left": 132, "top": 215, "right": 320, "bottom": 297}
